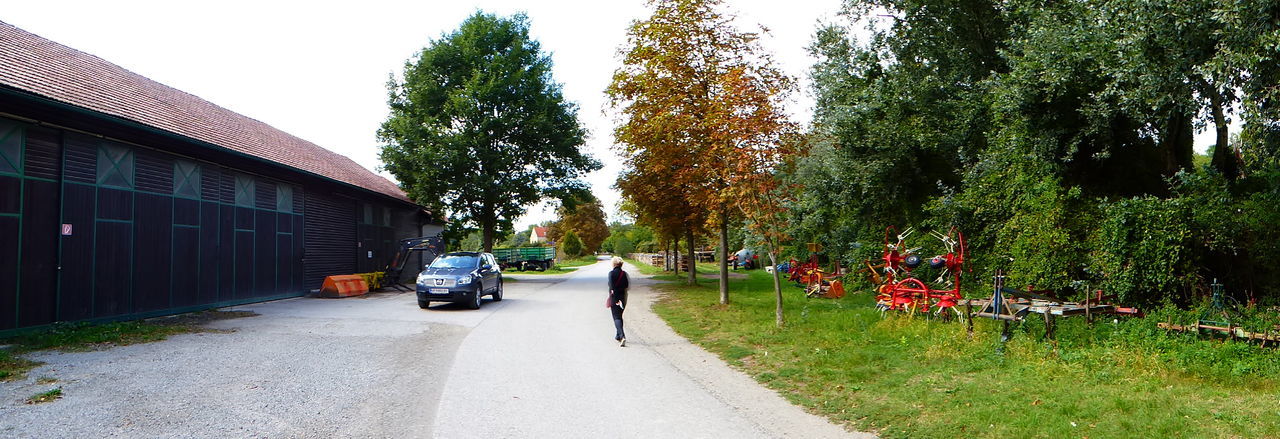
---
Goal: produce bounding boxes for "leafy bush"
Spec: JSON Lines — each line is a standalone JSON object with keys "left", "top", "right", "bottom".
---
{"left": 1088, "top": 196, "right": 1197, "bottom": 305}
{"left": 561, "top": 230, "right": 584, "bottom": 257}
{"left": 613, "top": 236, "right": 635, "bottom": 256}
{"left": 1081, "top": 170, "right": 1280, "bottom": 306}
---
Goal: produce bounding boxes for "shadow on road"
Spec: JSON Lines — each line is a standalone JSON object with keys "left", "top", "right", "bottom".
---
{"left": 420, "top": 298, "right": 513, "bottom": 312}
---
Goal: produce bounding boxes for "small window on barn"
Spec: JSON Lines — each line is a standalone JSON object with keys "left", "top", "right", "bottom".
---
{"left": 363, "top": 203, "right": 373, "bottom": 224}
{"left": 277, "top": 185, "right": 293, "bottom": 213}
{"left": 235, "top": 174, "right": 255, "bottom": 207}
{"left": 382, "top": 207, "right": 391, "bottom": 227}
{"left": 97, "top": 142, "right": 134, "bottom": 188}
{"left": 0, "top": 118, "right": 22, "bottom": 175}
{"left": 173, "top": 160, "right": 201, "bottom": 199}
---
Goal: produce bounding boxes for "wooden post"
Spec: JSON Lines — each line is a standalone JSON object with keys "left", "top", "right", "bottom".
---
{"left": 965, "top": 299, "right": 974, "bottom": 338}
{"left": 1084, "top": 298, "right": 1092, "bottom": 325}
{"left": 1044, "top": 311, "right": 1055, "bottom": 340}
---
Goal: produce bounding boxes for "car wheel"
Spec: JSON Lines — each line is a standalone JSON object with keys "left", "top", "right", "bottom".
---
{"left": 468, "top": 289, "right": 482, "bottom": 309}
{"left": 493, "top": 280, "right": 504, "bottom": 301}
{"left": 418, "top": 298, "right": 431, "bottom": 309}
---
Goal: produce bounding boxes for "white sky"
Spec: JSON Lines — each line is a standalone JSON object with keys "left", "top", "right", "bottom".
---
{"left": 2, "top": 0, "right": 840, "bottom": 231}
{"left": 3, "top": 1, "right": 1228, "bottom": 232}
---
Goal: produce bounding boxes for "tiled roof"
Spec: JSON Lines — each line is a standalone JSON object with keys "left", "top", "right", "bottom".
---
{"left": 0, "top": 21, "right": 409, "bottom": 202}
{"left": 532, "top": 226, "right": 547, "bottom": 238}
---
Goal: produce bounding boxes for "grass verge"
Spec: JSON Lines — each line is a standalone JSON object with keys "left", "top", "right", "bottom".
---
{"left": 508, "top": 266, "right": 579, "bottom": 275}
{"left": 508, "top": 255, "right": 601, "bottom": 275}
{"left": 651, "top": 263, "right": 1280, "bottom": 438}
{"left": 0, "top": 310, "right": 257, "bottom": 382}
{"left": 558, "top": 256, "right": 601, "bottom": 267}
{"left": 624, "top": 258, "right": 669, "bottom": 276}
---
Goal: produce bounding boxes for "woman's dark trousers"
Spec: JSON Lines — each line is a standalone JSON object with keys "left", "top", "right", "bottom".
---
{"left": 611, "top": 304, "right": 625, "bottom": 340}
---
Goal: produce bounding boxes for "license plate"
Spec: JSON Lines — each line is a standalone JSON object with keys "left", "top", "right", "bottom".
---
{"left": 430, "top": 288, "right": 449, "bottom": 295}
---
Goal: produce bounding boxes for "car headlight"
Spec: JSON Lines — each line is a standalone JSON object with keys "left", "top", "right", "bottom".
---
{"left": 416, "top": 273, "right": 429, "bottom": 284}
{"left": 456, "top": 274, "right": 473, "bottom": 285}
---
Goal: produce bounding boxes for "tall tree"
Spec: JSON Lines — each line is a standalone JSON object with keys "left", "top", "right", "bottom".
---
{"left": 732, "top": 132, "right": 804, "bottom": 327}
{"left": 795, "top": 0, "right": 1280, "bottom": 304}
{"left": 608, "top": 0, "right": 794, "bottom": 296}
{"left": 796, "top": 0, "right": 1009, "bottom": 266}
{"left": 379, "top": 12, "right": 601, "bottom": 251}
{"left": 556, "top": 200, "right": 610, "bottom": 254}
{"left": 613, "top": 144, "right": 706, "bottom": 284}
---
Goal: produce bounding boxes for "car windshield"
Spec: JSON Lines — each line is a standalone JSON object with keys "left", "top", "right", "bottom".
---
{"left": 430, "top": 255, "right": 479, "bottom": 269}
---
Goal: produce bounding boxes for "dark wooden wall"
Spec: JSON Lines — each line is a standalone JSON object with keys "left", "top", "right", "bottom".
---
{"left": 302, "top": 190, "right": 356, "bottom": 289}
{"left": 0, "top": 115, "right": 424, "bottom": 332}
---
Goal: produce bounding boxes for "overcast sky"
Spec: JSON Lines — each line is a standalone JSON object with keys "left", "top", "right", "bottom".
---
{"left": 2, "top": 0, "right": 840, "bottom": 231}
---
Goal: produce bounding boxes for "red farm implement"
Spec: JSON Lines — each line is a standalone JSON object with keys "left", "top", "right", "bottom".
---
{"left": 787, "top": 243, "right": 847, "bottom": 299}
{"left": 874, "top": 226, "right": 968, "bottom": 319}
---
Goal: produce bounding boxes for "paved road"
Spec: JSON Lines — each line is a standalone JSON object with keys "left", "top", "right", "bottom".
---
{"left": 432, "top": 260, "right": 858, "bottom": 438}
{"left": 0, "top": 259, "right": 864, "bottom": 438}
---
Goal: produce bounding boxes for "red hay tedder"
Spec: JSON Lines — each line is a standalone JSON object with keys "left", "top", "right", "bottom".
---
{"left": 874, "top": 226, "right": 968, "bottom": 319}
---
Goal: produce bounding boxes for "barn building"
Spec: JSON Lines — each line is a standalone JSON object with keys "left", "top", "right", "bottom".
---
{"left": 0, "top": 21, "right": 441, "bottom": 333}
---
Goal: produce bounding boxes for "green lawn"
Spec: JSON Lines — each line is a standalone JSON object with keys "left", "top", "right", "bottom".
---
{"left": 649, "top": 263, "right": 1280, "bottom": 438}
{"left": 624, "top": 257, "right": 668, "bottom": 276}
{"left": 559, "top": 255, "right": 602, "bottom": 267}
{"left": 508, "top": 267, "right": 578, "bottom": 275}
{"left": 507, "top": 255, "right": 601, "bottom": 275}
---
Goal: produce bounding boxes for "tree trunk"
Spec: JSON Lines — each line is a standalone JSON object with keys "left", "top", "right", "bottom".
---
{"left": 769, "top": 250, "right": 784, "bottom": 328}
{"left": 718, "top": 211, "right": 729, "bottom": 304}
{"left": 671, "top": 241, "right": 677, "bottom": 273}
{"left": 686, "top": 229, "right": 697, "bottom": 286}
{"left": 1201, "top": 80, "right": 1239, "bottom": 179}
{"left": 482, "top": 225, "right": 494, "bottom": 252}
{"left": 670, "top": 239, "right": 677, "bottom": 274}
{"left": 481, "top": 201, "right": 495, "bottom": 252}
{"left": 1159, "top": 111, "right": 1195, "bottom": 177}
{"left": 663, "top": 241, "right": 669, "bottom": 272}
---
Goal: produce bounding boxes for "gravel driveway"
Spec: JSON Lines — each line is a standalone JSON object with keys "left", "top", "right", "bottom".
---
{"left": 1, "top": 261, "right": 869, "bottom": 438}
{"left": 0, "top": 292, "right": 471, "bottom": 438}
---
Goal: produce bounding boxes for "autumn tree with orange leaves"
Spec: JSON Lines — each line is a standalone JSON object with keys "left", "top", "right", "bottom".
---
{"left": 608, "top": 0, "right": 797, "bottom": 305}
{"left": 614, "top": 148, "right": 706, "bottom": 285}
{"left": 716, "top": 53, "right": 799, "bottom": 326}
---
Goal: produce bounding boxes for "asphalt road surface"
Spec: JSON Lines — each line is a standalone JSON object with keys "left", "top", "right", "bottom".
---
{"left": 0, "top": 259, "right": 865, "bottom": 438}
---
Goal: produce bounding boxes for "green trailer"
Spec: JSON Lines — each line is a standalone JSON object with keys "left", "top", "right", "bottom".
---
{"left": 492, "top": 246, "right": 557, "bottom": 271}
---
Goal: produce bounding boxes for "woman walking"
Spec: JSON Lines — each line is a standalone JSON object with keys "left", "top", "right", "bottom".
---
{"left": 607, "top": 256, "right": 630, "bottom": 347}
